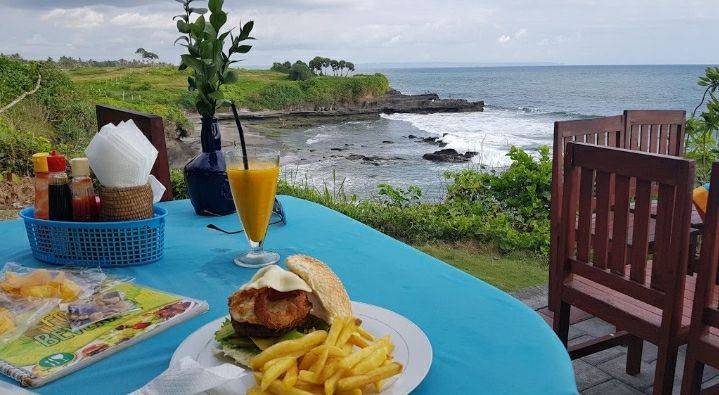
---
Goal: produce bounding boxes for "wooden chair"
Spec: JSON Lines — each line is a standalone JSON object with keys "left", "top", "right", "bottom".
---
{"left": 681, "top": 162, "right": 719, "bottom": 395}
{"left": 625, "top": 110, "right": 686, "bottom": 156}
{"left": 624, "top": 109, "right": 703, "bottom": 271}
{"left": 96, "top": 104, "right": 173, "bottom": 201}
{"left": 549, "top": 115, "right": 625, "bottom": 310}
{"left": 549, "top": 111, "right": 698, "bottom": 312}
{"left": 553, "top": 142, "right": 695, "bottom": 395}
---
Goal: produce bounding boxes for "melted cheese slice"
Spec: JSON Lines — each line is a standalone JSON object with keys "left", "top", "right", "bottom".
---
{"left": 240, "top": 265, "right": 312, "bottom": 293}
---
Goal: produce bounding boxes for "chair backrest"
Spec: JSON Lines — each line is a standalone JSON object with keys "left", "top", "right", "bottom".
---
{"left": 549, "top": 116, "right": 625, "bottom": 307}
{"left": 687, "top": 162, "right": 719, "bottom": 346}
{"left": 559, "top": 142, "right": 694, "bottom": 314}
{"left": 624, "top": 110, "right": 686, "bottom": 156}
{"left": 96, "top": 104, "right": 173, "bottom": 201}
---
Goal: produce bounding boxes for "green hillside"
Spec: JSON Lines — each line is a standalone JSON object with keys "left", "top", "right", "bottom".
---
{"left": 0, "top": 57, "right": 389, "bottom": 175}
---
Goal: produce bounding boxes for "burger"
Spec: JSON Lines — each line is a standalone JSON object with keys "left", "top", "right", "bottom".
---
{"left": 214, "top": 255, "right": 352, "bottom": 367}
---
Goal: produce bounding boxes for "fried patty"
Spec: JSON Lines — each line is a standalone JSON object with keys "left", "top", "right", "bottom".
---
{"left": 228, "top": 287, "right": 312, "bottom": 338}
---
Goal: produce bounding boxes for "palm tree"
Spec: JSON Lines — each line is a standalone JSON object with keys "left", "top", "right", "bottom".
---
{"left": 338, "top": 60, "right": 346, "bottom": 76}
{"left": 135, "top": 48, "right": 159, "bottom": 63}
{"left": 346, "top": 62, "right": 355, "bottom": 75}
{"left": 321, "top": 57, "right": 331, "bottom": 75}
{"left": 309, "top": 56, "right": 323, "bottom": 75}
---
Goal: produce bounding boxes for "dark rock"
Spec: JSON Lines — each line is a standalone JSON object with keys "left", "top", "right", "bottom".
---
{"left": 418, "top": 136, "right": 448, "bottom": 147}
{"left": 346, "top": 154, "right": 396, "bottom": 164}
{"left": 361, "top": 155, "right": 384, "bottom": 162}
{"left": 330, "top": 147, "right": 345, "bottom": 151}
{"left": 382, "top": 140, "right": 393, "bottom": 144}
{"left": 309, "top": 149, "right": 315, "bottom": 152}
{"left": 422, "top": 149, "right": 477, "bottom": 163}
{"left": 407, "top": 134, "right": 417, "bottom": 139}
{"left": 344, "top": 143, "right": 351, "bottom": 146}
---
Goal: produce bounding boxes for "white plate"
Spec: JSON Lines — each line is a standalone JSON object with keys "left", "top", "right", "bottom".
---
{"left": 171, "top": 301, "right": 432, "bottom": 394}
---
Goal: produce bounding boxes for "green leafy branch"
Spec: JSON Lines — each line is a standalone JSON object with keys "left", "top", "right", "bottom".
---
{"left": 174, "top": 0, "right": 254, "bottom": 118}
{"left": 686, "top": 66, "right": 719, "bottom": 183}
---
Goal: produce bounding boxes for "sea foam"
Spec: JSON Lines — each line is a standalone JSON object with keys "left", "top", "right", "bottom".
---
{"left": 381, "top": 108, "right": 556, "bottom": 167}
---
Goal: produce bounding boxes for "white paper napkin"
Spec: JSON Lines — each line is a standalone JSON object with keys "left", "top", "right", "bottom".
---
{"left": 130, "top": 356, "right": 248, "bottom": 395}
{"left": 148, "top": 175, "right": 166, "bottom": 204}
{"left": 86, "top": 121, "right": 159, "bottom": 188}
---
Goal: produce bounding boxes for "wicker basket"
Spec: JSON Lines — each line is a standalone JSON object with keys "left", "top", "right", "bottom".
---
{"left": 99, "top": 183, "right": 153, "bottom": 221}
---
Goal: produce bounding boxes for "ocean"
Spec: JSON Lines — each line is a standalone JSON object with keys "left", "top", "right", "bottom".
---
{"left": 276, "top": 65, "right": 709, "bottom": 200}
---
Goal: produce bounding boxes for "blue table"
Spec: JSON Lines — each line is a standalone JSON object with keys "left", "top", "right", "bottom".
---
{"left": 0, "top": 197, "right": 576, "bottom": 394}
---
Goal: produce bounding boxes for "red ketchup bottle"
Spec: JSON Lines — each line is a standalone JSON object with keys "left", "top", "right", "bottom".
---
{"left": 70, "top": 157, "right": 97, "bottom": 222}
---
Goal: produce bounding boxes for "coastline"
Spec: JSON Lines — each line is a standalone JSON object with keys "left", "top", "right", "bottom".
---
{"left": 168, "top": 89, "right": 485, "bottom": 169}
{"left": 212, "top": 89, "right": 484, "bottom": 121}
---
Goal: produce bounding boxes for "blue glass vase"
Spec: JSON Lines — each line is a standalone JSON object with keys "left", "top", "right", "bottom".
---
{"left": 184, "top": 117, "right": 236, "bottom": 216}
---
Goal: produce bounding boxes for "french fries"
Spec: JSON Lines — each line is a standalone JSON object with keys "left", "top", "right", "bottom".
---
{"left": 251, "top": 330, "right": 328, "bottom": 369}
{"left": 250, "top": 317, "right": 403, "bottom": 395}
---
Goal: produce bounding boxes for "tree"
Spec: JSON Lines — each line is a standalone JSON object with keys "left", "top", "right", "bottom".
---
{"left": 309, "top": 56, "right": 324, "bottom": 75}
{"left": 345, "top": 61, "right": 355, "bottom": 75}
{"left": 289, "top": 60, "right": 313, "bottom": 81}
{"left": 685, "top": 66, "right": 719, "bottom": 182}
{"left": 329, "top": 59, "right": 339, "bottom": 76}
{"left": 270, "top": 61, "right": 291, "bottom": 73}
{"left": 321, "top": 57, "right": 331, "bottom": 75}
{"left": 135, "top": 48, "right": 159, "bottom": 63}
{"left": 338, "top": 60, "right": 346, "bottom": 76}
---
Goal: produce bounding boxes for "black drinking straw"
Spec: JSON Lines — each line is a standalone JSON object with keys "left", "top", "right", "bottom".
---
{"left": 230, "top": 102, "right": 249, "bottom": 170}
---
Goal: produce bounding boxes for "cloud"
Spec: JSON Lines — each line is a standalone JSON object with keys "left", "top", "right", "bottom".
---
{"left": 3, "top": 0, "right": 719, "bottom": 65}
{"left": 110, "top": 12, "right": 172, "bottom": 29}
{"left": 40, "top": 7, "right": 104, "bottom": 28}
{"left": 1, "top": 0, "right": 158, "bottom": 9}
{"left": 497, "top": 35, "right": 511, "bottom": 44}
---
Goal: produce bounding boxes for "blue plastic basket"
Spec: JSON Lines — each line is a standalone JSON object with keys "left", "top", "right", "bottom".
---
{"left": 19, "top": 207, "right": 167, "bottom": 267}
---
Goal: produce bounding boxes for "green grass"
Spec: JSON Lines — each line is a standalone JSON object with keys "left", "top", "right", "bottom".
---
{"left": 417, "top": 241, "right": 547, "bottom": 292}
{"left": 67, "top": 66, "right": 389, "bottom": 113}
{"left": 66, "top": 66, "right": 389, "bottom": 136}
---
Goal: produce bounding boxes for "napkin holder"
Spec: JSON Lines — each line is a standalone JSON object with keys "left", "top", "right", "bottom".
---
{"left": 100, "top": 183, "right": 153, "bottom": 221}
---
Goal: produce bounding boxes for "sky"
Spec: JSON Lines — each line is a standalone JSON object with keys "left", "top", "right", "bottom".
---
{"left": 0, "top": 0, "right": 717, "bottom": 67}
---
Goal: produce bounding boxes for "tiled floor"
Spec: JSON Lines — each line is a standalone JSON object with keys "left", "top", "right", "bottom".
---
{"left": 512, "top": 285, "right": 719, "bottom": 394}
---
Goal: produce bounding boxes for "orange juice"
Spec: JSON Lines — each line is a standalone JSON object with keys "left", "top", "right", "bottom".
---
{"left": 227, "top": 162, "right": 279, "bottom": 242}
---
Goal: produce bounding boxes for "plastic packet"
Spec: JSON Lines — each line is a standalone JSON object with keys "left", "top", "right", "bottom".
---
{"left": 66, "top": 289, "right": 138, "bottom": 332}
{"left": 0, "top": 293, "right": 58, "bottom": 345}
{"left": 61, "top": 276, "right": 137, "bottom": 332}
{"left": 0, "top": 263, "right": 106, "bottom": 302}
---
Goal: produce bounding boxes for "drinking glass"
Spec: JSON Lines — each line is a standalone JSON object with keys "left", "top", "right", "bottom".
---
{"left": 225, "top": 147, "right": 281, "bottom": 268}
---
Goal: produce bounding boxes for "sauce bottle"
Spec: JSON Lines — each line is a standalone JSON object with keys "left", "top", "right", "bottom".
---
{"left": 32, "top": 152, "right": 49, "bottom": 220}
{"left": 70, "top": 158, "right": 97, "bottom": 222}
{"left": 47, "top": 151, "right": 73, "bottom": 221}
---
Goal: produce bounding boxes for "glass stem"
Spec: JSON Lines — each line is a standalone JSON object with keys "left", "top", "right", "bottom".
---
{"left": 247, "top": 239, "right": 264, "bottom": 255}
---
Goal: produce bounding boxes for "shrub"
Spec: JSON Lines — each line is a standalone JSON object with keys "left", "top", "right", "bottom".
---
{"left": 170, "top": 168, "right": 188, "bottom": 199}
{"left": 278, "top": 146, "right": 552, "bottom": 256}
{"left": 248, "top": 83, "right": 305, "bottom": 110}
{"left": 270, "top": 61, "right": 292, "bottom": 74}
{"left": 289, "top": 61, "right": 313, "bottom": 81}
{"left": 0, "top": 119, "right": 51, "bottom": 176}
